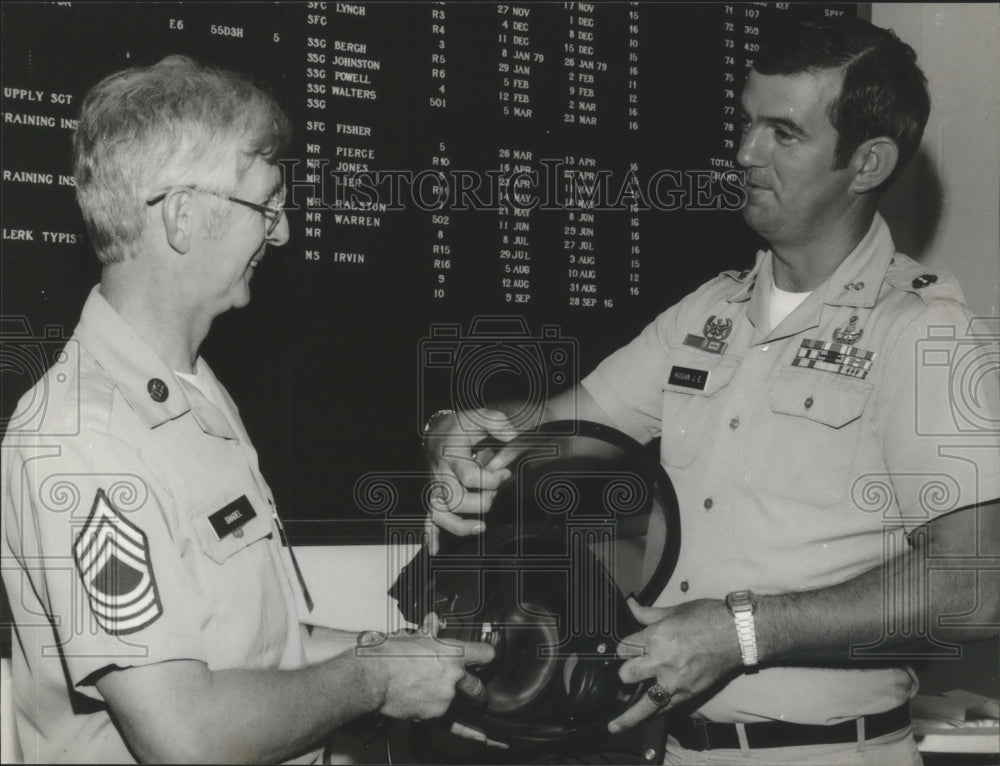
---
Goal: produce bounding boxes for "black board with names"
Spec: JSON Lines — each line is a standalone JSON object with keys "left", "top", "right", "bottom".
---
{"left": 1, "top": 2, "right": 860, "bottom": 543}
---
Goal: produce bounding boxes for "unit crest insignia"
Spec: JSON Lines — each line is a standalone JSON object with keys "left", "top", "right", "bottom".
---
{"left": 832, "top": 315, "right": 863, "bottom": 345}
{"left": 684, "top": 315, "right": 733, "bottom": 354}
{"left": 703, "top": 315, "right": 733, "bottom": 341}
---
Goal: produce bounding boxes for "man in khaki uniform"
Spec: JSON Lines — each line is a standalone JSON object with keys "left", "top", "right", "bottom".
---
{"left": 425, "top": 17, "right": 1000, "bottom": 765}
{"left": 1, "top": 55, "right": 491, "bottom": 763}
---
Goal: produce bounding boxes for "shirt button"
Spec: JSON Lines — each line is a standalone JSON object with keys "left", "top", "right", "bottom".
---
{"left": 760, "top": 344, "right": 769, "bottom": 352}
{"left": 704, "top": 498, "right": 713, "bottom": 510}
{"left": 804, "top": 396, "right": 814, "bottom": 409}
{"left": 233, "top": 527, "right": 244, "bottom": 539}
{"left": 729, "top": 417, "right": 740, "bottom": 430}
{"left": 680, "top": 580, "right": 690, "bottom": 593}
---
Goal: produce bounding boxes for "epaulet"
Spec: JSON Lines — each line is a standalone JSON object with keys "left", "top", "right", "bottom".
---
{"left": 76, "top": 354, "right": 117, "bottom": 435}
{"left": 884, "top": 253, "right": 964, "bottom": 305}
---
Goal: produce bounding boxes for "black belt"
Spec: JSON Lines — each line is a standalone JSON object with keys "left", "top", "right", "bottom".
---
{"left": 669, "top": 704, "right": 911, "bottom": 751}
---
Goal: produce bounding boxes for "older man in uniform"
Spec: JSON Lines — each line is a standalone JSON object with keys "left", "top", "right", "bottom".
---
{"left": 425, "top": 17, "right": 1000, "bottom": 765}
{"left": 1, "top": 56, "right": 492, "bottom": 763}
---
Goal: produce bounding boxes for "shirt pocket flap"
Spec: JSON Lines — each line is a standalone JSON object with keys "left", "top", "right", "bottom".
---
{"left": 659, "top": 353, "right": 740, "bottom": 469}
{"left": 662, "top": 352, "right": 740, "bottom": 397}
{"left": 769, "top": 367, "right": 873, "bottom": 428}
{"left": 194, "top": 495, "right": 272, "bottom": 565}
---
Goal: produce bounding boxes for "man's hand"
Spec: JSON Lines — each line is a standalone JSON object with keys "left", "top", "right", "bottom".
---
{"left": 422, "top": 389, "right": 612, "bottom": 550}
{"left": 358, "top": 613, "right": 494, "bottom": 720}
{"left": 423, "top": 408, "right": 520, "bottom": 548}
{"left": 95, "top": 612, "right": 493, "bottom": 763}
{"left": 608, "top": 598, "right": 741, "bottom": 733}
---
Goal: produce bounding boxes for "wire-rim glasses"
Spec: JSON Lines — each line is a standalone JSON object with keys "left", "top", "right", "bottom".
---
{"left": 146, "top": 185, "right": 286, "bottom": 235}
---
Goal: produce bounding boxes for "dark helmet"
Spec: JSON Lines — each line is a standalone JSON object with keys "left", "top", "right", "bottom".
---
{"left": 393, "top": 421, "right": 681, "bottom": 762}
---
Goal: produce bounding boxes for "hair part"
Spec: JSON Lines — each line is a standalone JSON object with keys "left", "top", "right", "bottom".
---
{"left": 73, "top": 55, "right": 291, "bottom": 265}
{"left": 752, "top": 17, "right": 930, "bottom": 188}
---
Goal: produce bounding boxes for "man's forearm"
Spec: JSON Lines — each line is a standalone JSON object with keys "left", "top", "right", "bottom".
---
{"left": 756, "top": 502, "right": 1000, "bottom": 666}
{"left": 490, "top": 384, "right": 612, "bottom": 431}
{"left": 100, "top": 651, "right": 382, "bottom": 765}
{"left": 303, "top": 624, "right": 363, "bottom": 664}
{"left": 202, "top": 653, "right": 382, "bottom": 764}
{"left": 609, "top": 502, "right": 998, "bottom": 733}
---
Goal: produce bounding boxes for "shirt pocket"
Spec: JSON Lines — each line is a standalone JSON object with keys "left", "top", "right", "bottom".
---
{"left": 193, "top": 495, "right": 273, "bottom": 564}
{"left": 660, "top": 352, "right": 740, "bottom": 469}
{"left": 190, "top": 492, "right": 288, "bottom": 668}
{"left": 750, "top": 367, "right": 874, "bottom": 506}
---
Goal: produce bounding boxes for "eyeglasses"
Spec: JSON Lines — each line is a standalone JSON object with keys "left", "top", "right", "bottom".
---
{"left": 146, "top": 185, "right": 286, "bottom": 235}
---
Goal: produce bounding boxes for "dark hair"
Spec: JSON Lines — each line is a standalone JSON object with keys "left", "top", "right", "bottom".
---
{"left": 753, "top": 17, "right": 930, "bottom": 185}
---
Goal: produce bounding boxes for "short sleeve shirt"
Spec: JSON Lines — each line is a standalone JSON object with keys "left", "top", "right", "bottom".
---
{"left": 1, "top": 287, "right": 314, "bottom": 762}
{"left": 583, "top": 214, "right": 1000, "bottom": 724}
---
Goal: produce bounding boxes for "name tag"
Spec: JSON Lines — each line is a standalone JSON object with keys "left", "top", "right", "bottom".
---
{"left": 668, "top": 365, "right": 709, "bottom": 391}
{"left": 208, "top": 495, "right": 257, "bottom": 540}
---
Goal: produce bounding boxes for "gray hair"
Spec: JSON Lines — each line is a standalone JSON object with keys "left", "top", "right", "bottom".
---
{"left": 73, "top": 55, "right": 291, "bottom": 264}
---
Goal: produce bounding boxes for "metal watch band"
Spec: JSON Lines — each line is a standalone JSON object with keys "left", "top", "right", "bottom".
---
{"left": 726, "top": 590, "right": 759, "bottom": 671}
{"left": 733, "top": 609, "right": 759, "bottom": 668}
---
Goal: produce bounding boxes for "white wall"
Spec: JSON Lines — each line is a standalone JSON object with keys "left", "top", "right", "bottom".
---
{"left": 875, "top": 3, "right": 1000, "bottom": 318}
{"left": 874, "top": 3, "right": 1000, "bottom": 702}
{"left": 295, "top": 544, "right": 420, "bottom": 631}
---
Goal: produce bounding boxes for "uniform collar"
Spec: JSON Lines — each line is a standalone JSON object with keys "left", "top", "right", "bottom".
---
{"left": 819, "top": 213, "right": 896, "bottom": 309}
{"left": 174, "top": 373, "right": 238, "bottom": 440}
{"left": 725, "top": 214, "right": 895, "bottom": 332}
{"left": 74, "top": 286, "right": 234, "bottom": 438}
{"left": 723, "top": 249, "right": 769, "bottom": 333}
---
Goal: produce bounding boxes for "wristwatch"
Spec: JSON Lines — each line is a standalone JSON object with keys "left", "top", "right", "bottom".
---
{"left": 725, "top": 589, "right": 759, "bottom": 672}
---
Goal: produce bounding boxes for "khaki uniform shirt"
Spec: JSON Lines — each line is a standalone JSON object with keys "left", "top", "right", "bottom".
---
{"left": 583, "top": 214, "right": 1000, "bottom": 724}
{"left": 1, "top": 287, "right": 315, "bottom": 762}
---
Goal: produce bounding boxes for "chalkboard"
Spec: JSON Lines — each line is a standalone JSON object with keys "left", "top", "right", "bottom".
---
{"left": 1, "top": 2, "right": 859, "bottom": 543}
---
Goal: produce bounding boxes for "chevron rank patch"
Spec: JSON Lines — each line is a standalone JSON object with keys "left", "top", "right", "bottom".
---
{"left": 792, "top": 339, "right": 875, "bottom": 379}
{"left": 73, "top": 489, "right": 162, "bottom": 635}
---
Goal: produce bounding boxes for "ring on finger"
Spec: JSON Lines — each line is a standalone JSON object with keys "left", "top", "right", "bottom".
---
{"left": 646, "top": 682, "right": 672, "bottom": 707}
